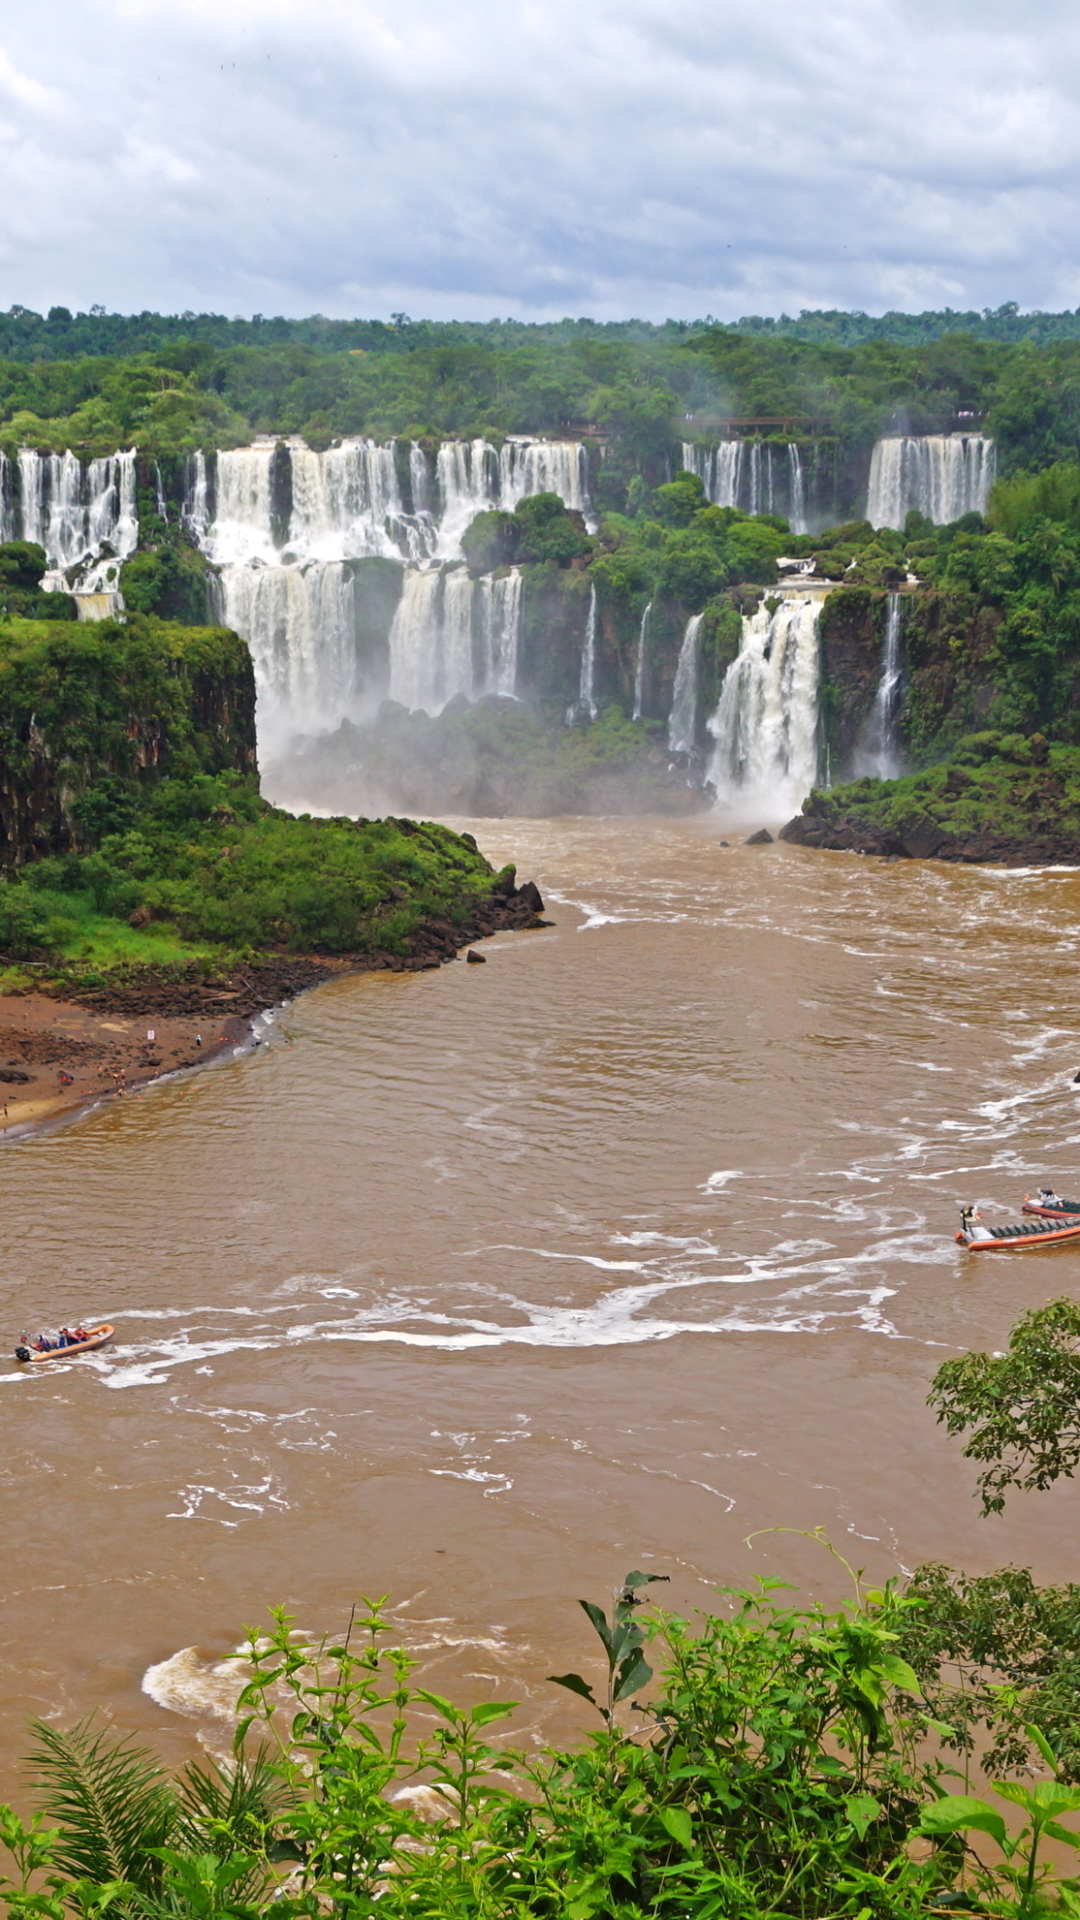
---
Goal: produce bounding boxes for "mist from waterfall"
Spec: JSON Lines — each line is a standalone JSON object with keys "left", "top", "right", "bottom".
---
{"left": 707, "top": 592, "right": 825, "bottom": 822}
{"left": 668, "top": 613, "right": 702, "bottom": 753}
{"left": 853, "top": 593, "right": 906, "bottom": 779}
{"left": 866, "top": 435, "right": 995, "bottom": 529}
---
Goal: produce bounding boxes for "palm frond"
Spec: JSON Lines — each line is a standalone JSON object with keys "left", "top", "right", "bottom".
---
{"left": 27, "top": 1716, "right": 178, "bottom": 1895}
{"left": 177, "top": 1748, "right": 284, "bottom": 1897}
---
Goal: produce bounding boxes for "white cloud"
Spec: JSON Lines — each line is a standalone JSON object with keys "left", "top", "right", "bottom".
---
{"left": 0, "top": 0, "right": 1078, "bottom": 318}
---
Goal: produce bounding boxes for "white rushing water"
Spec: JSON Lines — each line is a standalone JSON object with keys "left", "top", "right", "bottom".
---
{"left": 388, "top": 565, "right": 523, "bottom": 714}
{"left": 574, "top": 583, "right": 598, "bottom": 722}
{"left": 186, "top": 436, "right": 589, "bottom": 734}
{"left": 6, "top": 449, "right": 138, "bottom": 577}
{"left": 707, "top": 590, "right": 826, "bottom": 821}
{"left": 866, "top": 435, "right": 995, "bottom": 530}
{"left": 854, "top": 592, "right": 906, "bottom": 780}
{"left": 215, "top": 562, "right": 365, "bottom": 749}
{"left": 632, "top": 600, "right": 651, "bottom": 722}
{"left": 668, "top": 613, "right": 703, "bottom": 754}
{"left": 682, "top": 440, "right": 807, "bottom": 532}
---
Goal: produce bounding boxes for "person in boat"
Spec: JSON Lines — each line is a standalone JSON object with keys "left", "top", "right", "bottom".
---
{"left": 1038, "top": 1187, "right": 1062, "bottom": 1206}
{"left": 34, "top": 1333, "right": 53, "bottom": 1351}
{"left": 73, "top": 1326, "right": 89, "bottom": 1343}
{"left": 959, "top": 1204, "right": 981, "bottom": 1239}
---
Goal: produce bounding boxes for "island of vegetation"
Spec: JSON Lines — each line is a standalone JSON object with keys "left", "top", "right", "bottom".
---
{"left": 0, "top": 606, "right": 546, "bottom": 1129}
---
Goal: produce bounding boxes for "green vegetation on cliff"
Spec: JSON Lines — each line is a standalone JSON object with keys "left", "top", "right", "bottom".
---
{"left": 0, "top": 618, "right": 502, "bottom": 983}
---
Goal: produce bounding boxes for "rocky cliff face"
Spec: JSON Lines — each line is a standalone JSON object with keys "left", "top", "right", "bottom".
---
{"left": 0, "top": 614, "right": 256, "bottom": 867}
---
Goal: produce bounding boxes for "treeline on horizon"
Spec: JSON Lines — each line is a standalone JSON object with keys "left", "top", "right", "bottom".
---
{"left": 5, "top": 309, "right": 1080, "bottom": 482}
{"left": 5, "top": 299, "right": 1080, "bottom": 360}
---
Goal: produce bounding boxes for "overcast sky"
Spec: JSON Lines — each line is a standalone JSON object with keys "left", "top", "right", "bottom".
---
{"left": 1, "top": 0, "right": 1078, "bottom": 323}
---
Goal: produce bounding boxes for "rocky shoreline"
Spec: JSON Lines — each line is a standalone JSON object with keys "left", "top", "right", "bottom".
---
{"left": 779, "top": 807, "right": 1080, "bottom": 867}
{"left": 0, "top": 870, "right": 549, "bottom": 1135}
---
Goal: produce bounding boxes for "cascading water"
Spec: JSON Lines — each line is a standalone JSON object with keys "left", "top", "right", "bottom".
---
{"left": 217, "top": 562, "right": 363, "bottom": 754}
{"left": 854, "top": 593, "right": 905, "bottom": 779}
{"left": 683, "top": 439, "right": 808, "bottom": 530}
{"left": 14, "top": 449, "right": 138, "bottom": 575}
{"left": 388, "top": 566, "right": 524, "bottom": 715}
{"left": 575, "top": 584, "right": 598, "bottom": 721}
{"left": 632, "top": 601, "right": 651, "bottom": 722}
{"left": 668, "top": 613, "right": 703, "bottom": 754}
{"left": 866, "top": 435, "right": 995, "bottom": 529}
{"left": 788, "top": 445, "right": 807, "bottom": 535}
{"left": 707, "top": 590, "right": 827, "bottom": 821}
{"left": 682, "top": 442, "right": 741, "bottom": 508}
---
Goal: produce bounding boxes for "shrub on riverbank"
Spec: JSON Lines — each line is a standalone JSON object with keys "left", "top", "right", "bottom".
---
{"left": 3, "top": 1571, "right": 1079, "bottom": 1920}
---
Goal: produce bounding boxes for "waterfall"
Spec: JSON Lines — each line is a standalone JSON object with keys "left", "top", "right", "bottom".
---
{"left": 476, "top": 570, "right": 523, "bottom": 696}
{"left": 632, "top": 600, "right": 651, "bottom": 722}
{"left": 788, "top": 445, "right": 807, "bottom": 535}
{"left": 435, "top": 436, "right": 593, "bottom": 556}
{"left": 14, "top": 449, "right": 138, "bottom": 574}
{"left": 183, "top": 451, "right": 211, "bottom": 544}
{"left": 0, "top": 452, "right": 12, "bottom": 543}
{"left": 577, "top": 584, "right": 598, "bottom": 720}
{"left": 216, "top": 560, "right": 362, "bottom": 752}
{"left": 707, "top": 591, "right": 825, "bottom": 821}
{"left": 154, "top": 463, "right": 168, "bottom": 525}
{"left": 855, "top": 593, "right": 905, "bottom": 779}
{"left": 288, "top": 441, "right": 436, "bottom": 561}
{"left": 668, "top": 613, "right": 703, "bottom": 753}
{"left": 867, "top": 434, "right": 996, "bottom": 529}
{"left": 682, "top": 442, "right": 741, "bottom": 508}
{"left": 388, "top": 565, "right": 524, "bottom": 713}
{"left": 499, "top": 439, "right": 593, "bottom": 522}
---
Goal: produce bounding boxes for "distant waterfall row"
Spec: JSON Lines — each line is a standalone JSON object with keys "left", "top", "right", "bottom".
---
{"left": 684, "top": 433, "right": 995, "bottom": 535}
{"left": 865, "top": 435, "right": 995, "bottom": 530}
{"left": 0, "top": 449, "right": 138, "bottom": 602}
{"left": 681, "top": 441, "right": 808, "bottom": 533}
{"left": 185, "top": 437, "right": 593, "bottom": 567}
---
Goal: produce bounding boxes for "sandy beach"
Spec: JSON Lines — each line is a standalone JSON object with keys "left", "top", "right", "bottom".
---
{"left": 0, "top": 993, "right": 250, "bottom": 1133}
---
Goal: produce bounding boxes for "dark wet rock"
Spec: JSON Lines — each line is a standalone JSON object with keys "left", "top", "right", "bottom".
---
{"left": 466, "top": 950, "right": 486, "bottom": 963}
{"left": 0, "top": 1067, "right": 31, "bottom": 1083}
{"left": 744, "top": 828, "right": 774, "bottom": 845}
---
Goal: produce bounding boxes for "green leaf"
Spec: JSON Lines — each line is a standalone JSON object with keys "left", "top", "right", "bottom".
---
{"left": 613, "top": 1654, "right": 652, "bottom": 1703}
{"left": 919, "top": 1795, "right": 1008, "bottom": 1848}
{"left": 1044, "top": 1820, "right": 1080, "bottom": 1850}
{"left": 878, "top": 1653, "right": 921, "bottom": 1694}
{"left": 660, "top": 1806, "right": 693, "bottom": 1850}
{"left": 548, "top": 1672, "right": 596, "bottom": 1705}
{"left": 1027, "top": 1722, "right": 1061, "bottom": 1775}
{"left": 845, "top": 1795, "right": 881, "bottom": 1840}
{"left": 621, "top": 1570, "right": 669, "bottom": 1593}
{"left": 579, "top": 1600, "right": 613, "bottom": 1656}
{"left": 469, "top": 1701, "right": 516, "bottom": 1727}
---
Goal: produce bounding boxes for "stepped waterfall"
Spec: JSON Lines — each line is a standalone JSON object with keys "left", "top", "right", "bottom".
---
{"left": 0, "top": 449, "right": 138, "bottom": 612}
{"left": 707, "top": 591, "right": 825, "bottom": 821}
{"left": 681, "top": 441, "right": 809, "bottom": 534}
{"left": 854, "top": 593, "right": 905, "bottom": 779}
{"left": 668, "top": 614, "right": 703, "bottom": 753}
{"left": 866, "top": 435, "right": 995, "bottom": 529}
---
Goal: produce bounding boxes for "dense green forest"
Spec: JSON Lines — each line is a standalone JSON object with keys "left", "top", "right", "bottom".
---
{"left": 1, "top": 307, "right": 1079, "bottom": 477}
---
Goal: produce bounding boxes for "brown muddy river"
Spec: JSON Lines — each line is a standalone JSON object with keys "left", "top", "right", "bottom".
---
{"left": 4, "top": 819, "right": 1080, "bottom": 1793}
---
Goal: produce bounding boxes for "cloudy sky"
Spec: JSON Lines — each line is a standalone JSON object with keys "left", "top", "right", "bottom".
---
{"left": 1, "top": 0, "right": 1077, "bottom": 322}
